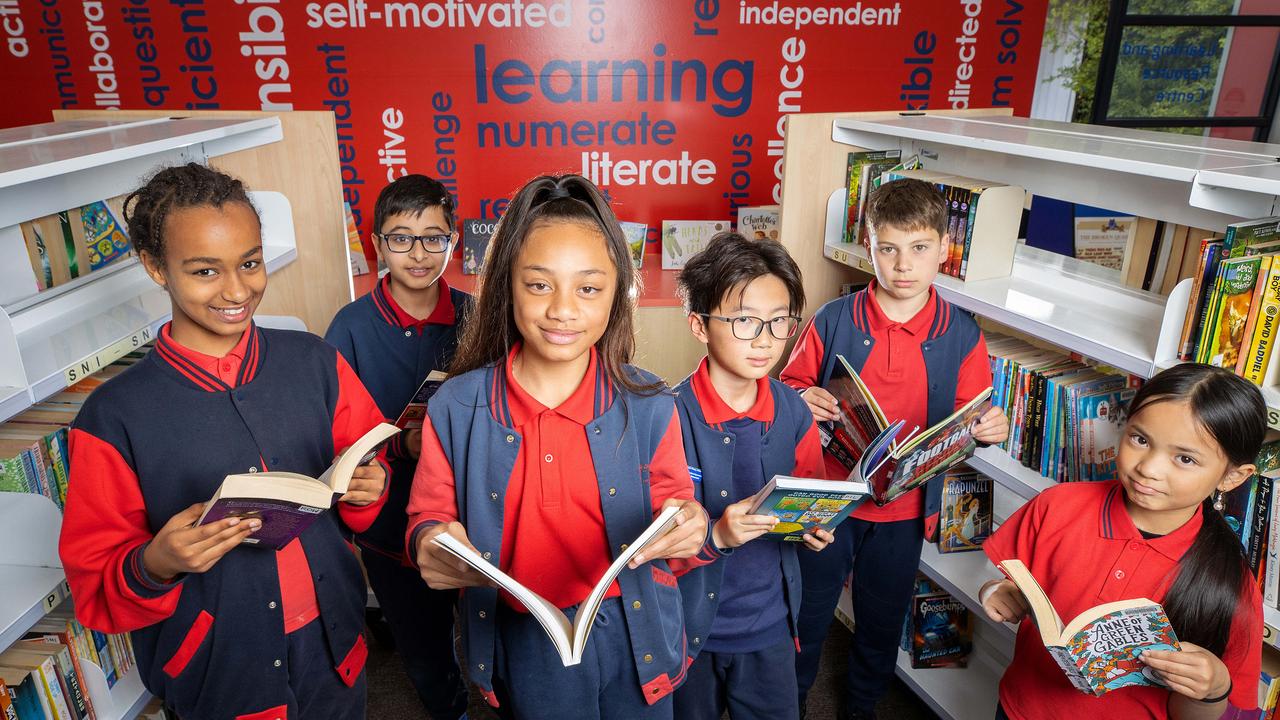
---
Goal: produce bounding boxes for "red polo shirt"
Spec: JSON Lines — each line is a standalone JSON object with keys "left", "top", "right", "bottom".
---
{"left": 409, "top": 345, "right": 694, "bottom": 611}
{"left": 378, "top": 275, "right": 456, "bottom": 330}
{"left": 781, "top": 283, "right": 991, "bottom": 521}
{"left": 985, "top": 481, "right": 1261, "bottom": 717}
{"left": 688, "top": 357, "right": 825, "bottom": 480}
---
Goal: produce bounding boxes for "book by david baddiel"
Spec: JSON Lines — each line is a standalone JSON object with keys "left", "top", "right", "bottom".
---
{"left": 197, "top": 423, "right": 400, "bottom": 550}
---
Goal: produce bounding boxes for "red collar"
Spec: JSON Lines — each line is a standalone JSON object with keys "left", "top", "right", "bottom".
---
{"left": 503, "top": 344, "right": 602, "bottom": 427}
{"left": 689, "top": 357, "right": 774, "bottom": 426}
{"left": 372, "top": 275, "right": 456, "bottom": 330}
{"left": 865, "top": 280, "right": 937, "bottom": 336}
{"left": 1099, "top": 481, "right": 1203, "bottom": 561}
{"left": 153, "top": 321, "right": 261, "bottom": 392}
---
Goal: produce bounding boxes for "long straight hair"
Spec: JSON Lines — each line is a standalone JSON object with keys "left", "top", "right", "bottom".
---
{"left": 449, "top": 174, "right": 661, "bottom": 396}
{"left": 1126, "top": 363, "right": 1265, "bottom": 656}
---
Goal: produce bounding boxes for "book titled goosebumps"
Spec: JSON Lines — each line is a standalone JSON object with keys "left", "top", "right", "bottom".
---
{"left": 910, "top": 591, "right": 972, "bottom": 668}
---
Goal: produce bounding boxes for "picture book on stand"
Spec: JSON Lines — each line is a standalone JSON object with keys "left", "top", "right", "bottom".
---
{"left": 910, "top": 590, "right": 972, "bottom": 669}
{"left": 432, "top": 505, "right": 682, "bottom": 667}
{"left": 197, "top": 423, "right": 400, "bottom": 549}
{"left": 938, "top": 471, "right": 992, "bottom": 553}
{"left": 821, "top": 354, "right": 991, "bottom": 506}
{"left": 745, "top": 474, "right": 871, "bottom": 541}
{"left": 997, "top": 559, "right": 1180, "bottom": 697}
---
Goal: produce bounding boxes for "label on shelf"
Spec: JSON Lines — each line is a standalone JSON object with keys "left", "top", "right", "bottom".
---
{"left": 41, "top": 579, "right": 69, "bottom": 613}
{"left": 63, "top": 325, "right": 154, "bottom": 386}
{"left": 1265, "top": 621, "right": 1278, "bottom": 649}
{"left": 1269, "top": 406, "right": 1280, "bottom": 432}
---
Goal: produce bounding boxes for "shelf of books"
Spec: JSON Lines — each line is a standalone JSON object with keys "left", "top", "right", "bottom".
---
{"left": 831, "top": 114, "right": 1280, "bottom": 230}
{"left": 967, "top": 446, "right": 1057, "bottom": 503}
{"left": 79, "top": 655, "right": 148, "bottom": 720}
{"left": 0, "top": 492, "right": 65, "bottom": 653}
{"left": 893, "top": 625, "right": 1009, "bottom": 720}
{"left": 0, "top": 189, "right": 296, "bottom": 425}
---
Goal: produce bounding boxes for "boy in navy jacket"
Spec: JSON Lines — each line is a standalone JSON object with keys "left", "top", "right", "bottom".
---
{"left": 325, "top": 174, "right": 470, "bottom": 719}
{"left": 781, "top": 179, "right": 1008, "bottom": 719}
{"left": 672, "top": 232, "right": 831, "bottom": 720}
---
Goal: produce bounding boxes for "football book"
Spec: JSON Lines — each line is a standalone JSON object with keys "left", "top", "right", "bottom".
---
{"left": 197, "top": 423, "right": 400, "bottom": 549}
{"left": 997, "top": 559, "right": 1180, "bottom": 696}
{"left": 431, "top": 505, "right": 682, "bottom": 667}
{"left": 745, "top": 475, "right": 871, "bottom": 541}
{"left": 821, "top": 355, "right": 992, "bottom": 506}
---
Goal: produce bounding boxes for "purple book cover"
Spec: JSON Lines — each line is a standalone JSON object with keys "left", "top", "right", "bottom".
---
{"left": 200, "top": 498, "right": 329, "bottom": 550}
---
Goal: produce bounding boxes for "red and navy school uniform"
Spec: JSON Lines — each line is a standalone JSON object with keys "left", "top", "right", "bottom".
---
{"left": 985, "top": 481, "right": 1262, "bottom": 719}
{"left": 324, "top": 276, "right": 470, "bottom": 719}
{"left": 780, "top": 282, "right": 991, "bottom": 713}
{"left": 59, "top": 323, "right": 389, "bottom": 720}
{"left": 670, "top": 359, "right": 824, "bottom": 720}
{"left": 406, "top": 346, "right": 715, "bottom": 720}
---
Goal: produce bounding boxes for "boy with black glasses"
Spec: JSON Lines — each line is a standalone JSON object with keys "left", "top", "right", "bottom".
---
{"left": 671, "top": 232, "right": 831, "bottom": 720}
{"left": 325, "top": 174, "right": 471, "bottom": 720}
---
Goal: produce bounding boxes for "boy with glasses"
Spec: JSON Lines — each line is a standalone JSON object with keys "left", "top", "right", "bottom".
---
{"left": 325, "top": 174, "right": 471, "bottom": 720}
{"left": 671, "top": 232, "right": 831, "bottom": 720}
{"left": 781, "top": 178, "right": 1007, "bottom": 720}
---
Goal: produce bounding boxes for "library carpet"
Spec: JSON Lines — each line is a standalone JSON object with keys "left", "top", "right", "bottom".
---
{"left": 365, "top": 617, "right": 940, "bottom": 719}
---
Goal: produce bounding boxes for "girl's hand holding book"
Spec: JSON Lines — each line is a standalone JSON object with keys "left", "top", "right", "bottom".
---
{"left": 143, "top": 503, "right": 261, "bottom": 582}
{"left": 711, "top": 497, "right": 778, "bottom": 550}
{"left": 1141, "top": 643, "right": 1231, "bottom": 705}
{"left": 338, "top": 455, "right": 386, "bottom": 506}
{"left": 980, "top": 579, "right": 1030, "bottom": 624}
{"left": 628, "top": 499, "right": 709, "bottom": 568}
{"left": 416, "top": 522, "right": 494, "bottom": 590}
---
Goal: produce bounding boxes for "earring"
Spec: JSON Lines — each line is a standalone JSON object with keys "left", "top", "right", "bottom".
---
{"left": 1213, "top": 491, "right": 1226, "bottom": 513}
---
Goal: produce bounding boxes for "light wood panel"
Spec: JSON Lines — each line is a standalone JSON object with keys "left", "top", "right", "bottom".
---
{"left": 633, "top": 306, "right": 705, "bottom": 385}
{"left": 54, "top": 109, "right": 349, "bottom": 334}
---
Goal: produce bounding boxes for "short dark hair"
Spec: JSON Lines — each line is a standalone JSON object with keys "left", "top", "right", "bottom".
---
{"left": 867, "top": 177, "right": 947, "bottom": 238}
{"left": 124, "top": 163, "right": 256, "bottom": 261}
{"left": 677, "top": 232, "right": 805, "bottom": 316}
{"left": 372, "top": 174, "right": 455, "bottom": 234}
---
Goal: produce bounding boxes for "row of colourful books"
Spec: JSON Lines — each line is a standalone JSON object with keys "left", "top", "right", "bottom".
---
{"left": 0, "top": 350, "right": 149, "bottom": 510}
{"left": 19, "top": 198, "right": 133, "bottom": 294}
{"left": 1217, "top": 442, "right": 1280, "bottom": 613}
{"left": 987, "top": 335, "right": 1139, "bottom": 484}
{"left": 1, "top": 605, "right": 137, "bottom": 720}
{"left": 1177, "top": 216, "right": 1280, "bottom": 385}
{"left": 1260, "top": 651, "right": 1280, "bottom": 720}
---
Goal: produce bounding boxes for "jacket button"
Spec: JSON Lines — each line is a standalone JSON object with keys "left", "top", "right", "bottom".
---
{"left": 693, "top": 637, "right": 700, "bottom": 644}
{"left": 643, "top": 653, "right": 653, "bottom": 663}
{"left": 482, "top": 552, "right": 492, "bottom": 560}
{"left": 863, "top": 339, "right": 871, "bottom": 346}
{"left": 273, "top": 659, "right": 282, "bottom": 668}
{"left": 249, "top": 466, "right": 258, "bottom": 473}
{"left": 594, "top": 426, "right": 601, "bottom": 434}
{"left": 404, "top": 330, "right": 412, "bottom": 337}
{"left": 479, "top": 610, "right": 487, "bottom": 619}
{"left": 708, "top": 592, "right": 715, "bottom": 599}
{"left": 506, "top": 435, "right": 514, "bottom": 443}
{"left": 478, "top": 663, "right": 485, "bottom": 671}
{"left": 720, "top": 490, "right": 728, "bottom": 497}
{"left": 620, "top": 543, "right": 629, "bottom": 552}
{"left": 268, "top": 601, "right": 277, "bottom": 609}
{"left": 608, "top": 488, "right": 616, "bottom": 496}
{"left": 632, "top": 600, "right": 642, "bottom": 609}
{"left": 490, "top": 492, "right": 498, "bottom": 501}
{"left": 722, "top": 437, "right": 731, "bottom": 445}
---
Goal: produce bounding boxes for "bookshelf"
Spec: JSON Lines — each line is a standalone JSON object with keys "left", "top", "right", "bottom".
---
{"left": 779, "top": 109, "right": 1280, "bottom": 717}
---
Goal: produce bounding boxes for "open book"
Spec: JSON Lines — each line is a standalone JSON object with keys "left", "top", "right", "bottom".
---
{"left": 395, "top": 370, "right": 448, "bottom": 429}
{"left": 821, "top": 354, "right": 992, "bottom": 505}
{"left": 197, "top": 422, "right": 400, "bottom": 549}
{"left": 746, "top": 475, "right": 870, "bottom": 541}
{"left": 432, "top": 505, "right": 682, "bottom": 667}
{"left": 998, "top": 559, "right": 1180, "bottom": 696}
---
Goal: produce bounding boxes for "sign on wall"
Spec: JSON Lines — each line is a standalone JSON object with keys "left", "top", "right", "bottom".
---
{"left": 0, "top": 0, "right": 1048, "bottom": 255}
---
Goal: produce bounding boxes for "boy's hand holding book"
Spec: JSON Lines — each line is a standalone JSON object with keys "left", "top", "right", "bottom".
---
{"left": 1141, "top": 644, "right": 1231, "bottom": 705}
{"left": 337, "top": 450, "right": 386, "bottom": 506}
{"left": 801, "top": 386, "right": 840, "bottom": 422}
{"left": 970, "top": 406, "right": 1010, "bottom": 445}
{"left": 711, "top": 497, "right": 779, "bottom": 549}
{"left": 627, "top": 498, "right": 708, "bottom": 568}
{"left": 416, "top": 522, "right": 494, "bottom": 590}
{"left": 144, "top": 503, "right": 261, "bottom": 582}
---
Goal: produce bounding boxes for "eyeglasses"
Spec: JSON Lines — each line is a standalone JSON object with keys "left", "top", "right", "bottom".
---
{"left": 376, "top": 233, "right": 456, "bottom": 254}
{"left": 700, "top": 314, "right": 801, "bottom": 341}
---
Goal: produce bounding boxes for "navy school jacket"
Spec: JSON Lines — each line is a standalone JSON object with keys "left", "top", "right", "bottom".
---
{"left": 324, "top": 278, "right": 471, "bottom": 560}
{"left": 408, "top": 362, "right": 716, "bottom": 707}
{"left": 673, "top": 375, "right": 817, "bottom": 660}
{"left": 59, "top": 326, "right": 387, "bottom": 720}
{"left": 799, "top": 289, "right": 983, "bottom": 540}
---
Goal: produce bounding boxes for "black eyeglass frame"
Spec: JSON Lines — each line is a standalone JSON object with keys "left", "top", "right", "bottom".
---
{"left": 375, "top": 232, "right": 458, "bottom": 254}
{"left": 699, "top": 313, "right": 802, "bottom": 341}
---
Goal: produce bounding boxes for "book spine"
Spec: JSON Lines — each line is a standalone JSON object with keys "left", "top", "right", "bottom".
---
{"left": 959, "top": 189, "right": 981, "bottom": 280}
{"left": 0, "top": 680, "right": 15, "bottom": 720}
{"left": 1245, "top": 264, "right": 1280, "bottom": 384}
{"left": 1267, "top": 488, "right": 1280, "bottom": 607}
{"left": 1195, "top": 261, "right": 1227, "bottom": 364}
{"left": 1249, "top": 477, "right": 1274, "bottom": 580}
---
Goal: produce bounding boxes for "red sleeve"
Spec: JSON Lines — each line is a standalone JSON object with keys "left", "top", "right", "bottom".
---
{"left": 955, "top": 331, "right": 993, "bottom": 409}
{"left": 332, "top": 351, "right": 390, "bottom": 533}
{"left": 404, "top": 414, "right": 458, "bottom": 561}
{"left": 1222, "top": 583, "right": 1263, "bottom": 710}
{"left": 59, "top": 429, "right": 183, "bottom": 633}
{"left": 780, "top": 317, "right": 824, "bottom": 393}
{"left": 792, "top": 417, "right": 825, "bottom": 480}
{"left": 647, "top": 406, "right": 694, "bottom": 511}
{"left": 983, "top": 488, "right": 1048, "bottom": 568}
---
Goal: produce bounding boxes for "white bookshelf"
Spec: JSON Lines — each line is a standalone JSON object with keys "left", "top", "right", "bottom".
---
{"left": 893, "top": 623, "right": 1010, "bottom": 720}
{"left": 968, "top": 446, "right": 1057, "bottom": 502}
{"left": 0, "top": 492, "right": 65, "bottom": 652}
{"left": 80, "top": 657, "right": 149, "bottom": 720}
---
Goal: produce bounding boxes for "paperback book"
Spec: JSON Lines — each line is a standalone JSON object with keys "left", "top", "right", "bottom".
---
{"left": 745, "top": 475, "right": 870, "bottom": 541}
{"left": 910, "top": 591, "right": 972, "bottom": 668}
{"left": 937, "top": 471, "right": 992, "bottom": 553}
{"left": 394, "top": 371, "right": 448, "bottom": 430}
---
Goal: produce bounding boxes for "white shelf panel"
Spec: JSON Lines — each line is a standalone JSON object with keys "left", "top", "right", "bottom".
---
{"left": 832, "top": 114, "right": 1278, "bottom": 229}
{"left": 80, "top": 657, "right": 149, "bottom": 720}
{"left": 0, "top": 386, "right": 29, "bottom": 422}
{"left": 0, "top": 116, "right": 283, "bottom": 231}
{"left": 0, "top": 565, "right": 67, "bottom": 652}
{"left": 1265, "top": 605, "right": 1280, "bottom": 651}
{"left": 0, "top": 119, "right": 170, "bottom": 150}
{"left": 968, "top": 446, "right": 1056, "bottom": 502}
{"left": 919, "top": 534, "right": 1015, "bottom": 646}
{"left": 894, "top": 644, "right": 1003, "bottom": 720}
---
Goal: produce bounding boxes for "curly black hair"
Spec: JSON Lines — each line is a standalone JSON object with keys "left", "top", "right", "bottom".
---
{"left": 123, "top": 163, "right": 257, "bottom": 261}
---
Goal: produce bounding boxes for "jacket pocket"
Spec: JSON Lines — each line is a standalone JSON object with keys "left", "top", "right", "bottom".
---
{"left": 235, "top": 705, "right": 287, "bottom": 720}
{"left": 162, "top": 610, "right": 213, "bottom": 678}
